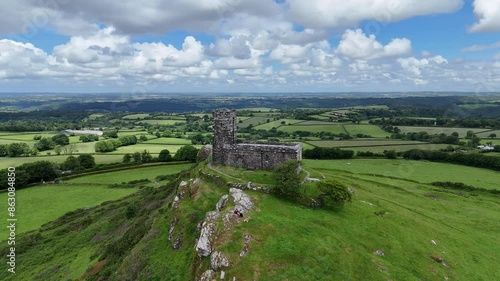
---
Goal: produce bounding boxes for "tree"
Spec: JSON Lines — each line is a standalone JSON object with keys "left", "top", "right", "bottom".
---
{"left": 139, "top": 135, "right": 148, "bottom": 142}
{"left": 132, "top": 152, "right": 142, "bottom": 162}
{"left": 174, "top": 145, "right": 199, "bottom": 162}
{"left": 77, "top": 154, "right": 95, "bottom": 169}
{"left": 54, "top": 145, "right": 63, "bottom": 155}
{"left": 62, "top": 156, "right": 81, "bottom": 171}
{"left": 7, "top": 142, "right": 30, "bottom": 157}
{"left": 0, "top": 144, "right": 7, "bottom": 157}
{"left": 51, "top": 134, "right": 70, "bottom": 146}
{"left": 466, "top": 130, "right": 475, "bottom": 139}
{"left": 141, "top": 150, "right": 153, "bottom": 163}
{"left": 316, "top": 180, "right": 352, "bottom": 207}
{"left": 123, "top": 153, "right": 132, "bottom": 163}
{"left": 383, "top": 150, "right": 397, "bottom": 159}
{"left": 35, "top": 137, "right": 55, "bottom": 151}
{"left": 272, "top": 160, "right": 302, "bottom": 196}
{"left": 488, "top": 133, "right": 497, "bottom": 139}
{"left": 158, "top": 149, "right": 172, "bottom": 162}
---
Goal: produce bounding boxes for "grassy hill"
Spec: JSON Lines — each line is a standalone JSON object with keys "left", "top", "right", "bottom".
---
{"left": 1, "top": 160, "right": 498, "bottom": 280}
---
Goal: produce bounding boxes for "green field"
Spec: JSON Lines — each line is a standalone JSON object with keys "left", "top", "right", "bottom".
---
{"left": 304, "top": 159, "right": 500, "bottom": 190}
{"left": 110, "top": 144, "right": 202, "bottom": 154}
{"left": 136, "top": 120, "right": 186, "bottom": 125}
{"left": 122, "top": 113, "right": 150, "bottom": 119}
{"left": 85, "top": 113, "right": 105, "bottom": 120}
{"left": 0, "top": 154, "right": 124, "bottom": 169}
{"left": 0, "top": 184, "right": 138, "bottom": 237}
{"left": 397, "top": 126, "right": 489, "bottom": 137}
{"left": 142, "top": 138, "right": 192, "bottom": 145}
{"left": 343, "top": 124, "right": 392, "bottom": 138}
{"left": 308, "top": 139, "right": 426, "bottom": 148}
{"left": 67, "top": 163, "right": 191, "bottom": 184}
{"left": 253, "top": 119, "right": 303, "bottom": 130}
{"left": 238, "top": 117, "right": 272, "bottom": 128}
{"left": 475, "top": 130, "right": 500, "bottom": 138}
{"left": 279, "top": 124, "right": 348, "bottom": 134}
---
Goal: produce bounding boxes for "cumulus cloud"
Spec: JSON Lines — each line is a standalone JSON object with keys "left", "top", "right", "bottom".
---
{"left": 462, "top": 41, "right": 500, "bottom": 52}
{"left": 0, "top": 39, "right": 51, "bottom": 79}
{"left": 336, "top": 29, "right": 412, "bottom": 60}
{"left": 287, "top": 0, "right": 463, "bottom": 28}
{"left": 470, "top": 0, "right": 500, "bottom": 32}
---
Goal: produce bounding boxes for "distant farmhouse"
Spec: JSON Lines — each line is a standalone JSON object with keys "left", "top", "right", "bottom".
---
{"left": 59, "top": 129, "right": 103, "bottom": 136}
{"left": 212, "top": 109, "right": 302, "bottom": 170}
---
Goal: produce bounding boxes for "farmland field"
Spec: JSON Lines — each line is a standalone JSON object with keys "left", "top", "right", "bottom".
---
{"left": 142, "top": 138, "right": 192, "bottom": 145}
{"left": 109, "top": 143, "right": 202, "bottom": 154}
{"left": 343, "top": 124, "right": 392, "bottom": 138}
{"left": 67, "top": 163, "right": 191, "bottom": 184}
{"left": 122, "top": 113, "right": 150, "bottom": 119}
{"left": 475, "top": 130, "right": 500, "bottom": 138}
{"left": 0, "top": 184, "right": 139, "bottom": 237}
{"left": 253, "top": 119, "right": 303, "bottom": 130}
{"left": 344, "top": 143, "right": 450, "bottom": 153}
{"left": 136, "top": 120, "right": 186, "bottom": 125}
{"left": 0, "top": 154, "right": 124, "bottom": 169}
{"left": 308, "top": 139, "right": 426, "bottom": 148}
{"left": 396, "top": 126, "right": 489, "bottom": 137}
{"left": 237, "top": 116, "right": 271, "bottom": 128}
{"left": 278, "top": 124, "right": 348, "bottom": 134}
{"left": 304, "top": 159, "right": 500, "bottom": 190}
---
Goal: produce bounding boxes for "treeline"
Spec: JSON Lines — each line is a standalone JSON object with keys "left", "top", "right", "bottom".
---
{"left": 0, "top": 155, "right": 95, "bottom": 190}
{"left": 95, "top": 135, "right": 141, "bottom": 152}
{"left": 0, "top": 111, "right": 88, "bottom": 132}
{"left": 303, "top": 147, "right": 354, "bottom": 159}
{"left": 370, "top": 117, "right": 500, "bottom": 129}
{"left": 431, "top": 181, "right": 499, "bottom": 195}
{"left": 402, "top": 149, "right": 500, "bottom": 171}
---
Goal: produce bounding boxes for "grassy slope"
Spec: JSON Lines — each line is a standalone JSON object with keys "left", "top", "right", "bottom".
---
{"left": 1, "top": 160, "right": 498, "bottom": 281}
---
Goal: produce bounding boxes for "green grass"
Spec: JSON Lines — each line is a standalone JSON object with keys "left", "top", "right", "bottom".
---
{"left": 137, "top": 120, "right": 186, "bottom": 125}
{"left": 0, "top": 154, "right": 124, "bottom": 169}
{"left": 343, "top": 124, "right": 392, "bottom": 138}
{"left": 0, "top": 133, "right": 55, "bottom": 141}
{"left": 109, "top": 144, "right": 202, "bottom": 154}
{"left": 237, "top": 107, "right": 277, "bottom": 112}
{"left": 475, "top": 130, "right": 500, "bottom": 138}
{"left": 253, "top": 119, "right": 303, "bottom": 130}
{"left": 142, "top": 138, "right": 192, "bottom": 145}
{"left": 304, "top": 159, "right": 500, "bottom": 190}
{"left": 278, "top": 124, "right": 348, "bottom": 134}
{"left": 67, "top": 163, "right": 191, "bottom": 184}
{"left": 397, "top": 127, "right": 489, "bottom": 137}
{"left": 0, "top": 184, "right": 138, "bottom": 237}
{"left": 86, "top": 113, "right": 105, "bottom": 120}
{"left": 237, "top": 117, "right": 271, "bottom": 128}
{"left": 122, "top": 113, "right": 150, "bottom": 119}
{"left": 308, "top": 139, "right": 426, "bottom": 148}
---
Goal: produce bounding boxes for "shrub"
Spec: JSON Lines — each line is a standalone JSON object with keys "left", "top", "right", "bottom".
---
{"left": 272, "top": 160, "right": 302, "bottom": 196}
{"left": 316, "top": 180, "right": 352, "bottom": 207}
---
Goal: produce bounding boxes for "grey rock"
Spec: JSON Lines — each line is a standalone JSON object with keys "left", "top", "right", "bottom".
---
{"left": 199, "top": 269, "right": 216, "bottom": 281}
{"left": 220, "top": 271, "right": 226, "bottom": 280}
{"left": 216, "top": 195, "right": 229, "bottom": 212}
{"left": 211, "top": 251, "right": 230, "bottom": 271}
{"left": 229, "top": 188, "right": 253, "bottom": 213}
{"left": 196, "top": 221, "right": 216, "bottom": 257}
{"left": 373, "top": 249, "right": 385, "bottom": 256}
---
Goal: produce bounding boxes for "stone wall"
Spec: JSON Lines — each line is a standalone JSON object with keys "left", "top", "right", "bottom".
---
{"left": 212, "top": 109, "right": 302, "bottom": 170}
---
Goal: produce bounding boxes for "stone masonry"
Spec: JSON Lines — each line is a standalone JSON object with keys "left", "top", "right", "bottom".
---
{"left": 212, "top": 109, "right": 302, "bottom": 170}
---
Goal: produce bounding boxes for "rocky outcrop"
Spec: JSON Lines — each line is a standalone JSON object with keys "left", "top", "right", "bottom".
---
{"left": 230, "top": 188, "right": 254, "bottom": 213}
{"left": 196, "top": 221, "right": 216, "bottom": 257}
{"left": 210, "top": 251, "right": 229, "bottom": 271}
{"left": 197, "top": 145, "right": 213, "bottom": 162}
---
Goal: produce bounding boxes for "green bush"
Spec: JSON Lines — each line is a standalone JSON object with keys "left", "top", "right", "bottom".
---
{"left": 316, "top": 180, "right": 352, "bottom": 207}
{"left": 272, "top": 160, "right": 302, "bottom": 196}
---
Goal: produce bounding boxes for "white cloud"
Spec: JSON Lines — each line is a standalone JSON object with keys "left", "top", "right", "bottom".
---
{"left": 336, "top": 29, "right": 412, "bottom": 60}
{"left": 287, "top": 0, "right": 463, "bottom": 28}
{"left": 0, "top": 39, "right": 51, "bottom": 79}
{"left": 462, "top": 41, "right": 500, "bottom": 52}
{"left": 398, "top": 56, "right": 447, "bottom": 76}
{"left": 470, "top": 0, "right": 500, "bottom": 32}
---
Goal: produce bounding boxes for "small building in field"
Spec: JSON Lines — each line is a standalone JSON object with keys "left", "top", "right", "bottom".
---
{"left": 59, "top": 129, "right": 103, "bottom": 136}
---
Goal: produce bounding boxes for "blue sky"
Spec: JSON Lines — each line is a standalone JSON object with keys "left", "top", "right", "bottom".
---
{"left": 0, "top": 0, "right": 499, "bottom": 93}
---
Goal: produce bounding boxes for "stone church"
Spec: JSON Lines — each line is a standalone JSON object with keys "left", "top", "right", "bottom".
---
{"left": 212, "top": 109, "right": 302, "bottom": 170}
